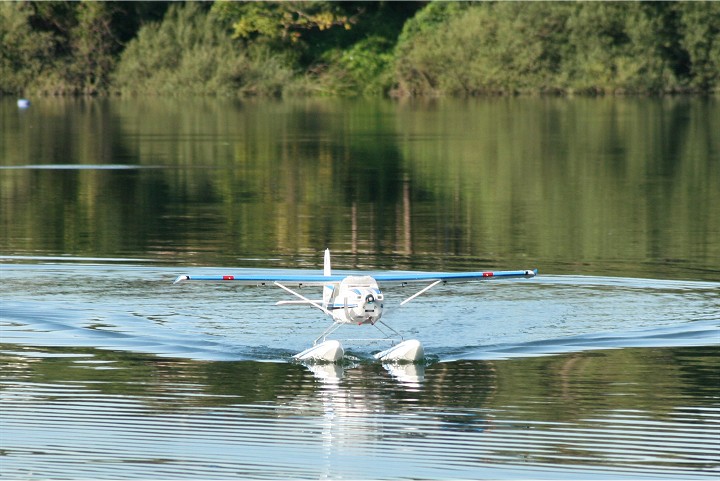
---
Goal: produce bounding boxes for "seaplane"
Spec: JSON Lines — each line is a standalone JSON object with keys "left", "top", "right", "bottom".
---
{"left": 174, "top": 249, "right": 537, "bottom": 363}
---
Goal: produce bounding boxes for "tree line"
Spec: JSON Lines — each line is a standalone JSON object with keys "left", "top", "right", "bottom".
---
{"left": 1, "top": 1, "right": 718, "bottom": 97}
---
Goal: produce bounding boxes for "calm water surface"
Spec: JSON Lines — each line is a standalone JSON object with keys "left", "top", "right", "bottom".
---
{"left": 1, "top": 97, "right": 719, "bottom": 480}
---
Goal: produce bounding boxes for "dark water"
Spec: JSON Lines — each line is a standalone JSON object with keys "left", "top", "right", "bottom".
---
{"left": 1, "top": 97, "right": 719, "bottom": 479}
{"left": 2, "top": 96, "right": 718, "bottom": 278}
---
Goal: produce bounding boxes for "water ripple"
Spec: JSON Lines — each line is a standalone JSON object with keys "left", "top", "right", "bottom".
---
{"left": 1, "top": 264, "right": 718, "bottom": 362}
{"left": 2, "top": 353, "right": 718, "bottom": 480}
{"left": 1, "top": 263, "right": 718, "bottom": 479}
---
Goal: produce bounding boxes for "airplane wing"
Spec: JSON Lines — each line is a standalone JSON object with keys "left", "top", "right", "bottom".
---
{"left": 173, "top": 269, "right": 537, "bottom": 286}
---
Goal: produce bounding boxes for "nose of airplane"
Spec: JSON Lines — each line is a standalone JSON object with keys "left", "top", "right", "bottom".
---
{"left": 354, "top": 291, "right": 382, "bottom": 324}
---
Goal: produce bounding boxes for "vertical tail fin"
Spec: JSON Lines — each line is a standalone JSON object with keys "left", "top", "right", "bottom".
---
{"left": 322, "top": 248, "right": 333, "bottom": 309}
{"left": 323, "top": 248, "right": 331, "bottom": 277}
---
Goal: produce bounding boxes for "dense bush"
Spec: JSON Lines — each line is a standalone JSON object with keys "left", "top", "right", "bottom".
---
{"left": 1, "top": 1, "right": 164, "bottom": 95}
{"left": 677, "top": 1, "right": 720, "bottom": 91}
{"left": 1, "top": 1, "right": 718, "bottom": 97}
{"left": 0, "top": 3, "right": 56, "bottom": 94}
{"left": 112, "top": 3, "right": 297, "bottom": 97}
{"left": 0, "top": 2, "right": 101, "bottom": 95}
{"left": 391, "top": 1, "right": 720, "bottom": 96}
{"left": 306, "top": 36, "right": 395, "bottom": 96}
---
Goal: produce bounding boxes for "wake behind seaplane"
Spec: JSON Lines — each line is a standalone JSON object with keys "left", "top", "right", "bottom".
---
{"left": 174, "top": 249, "right": 537, "bottom": 363}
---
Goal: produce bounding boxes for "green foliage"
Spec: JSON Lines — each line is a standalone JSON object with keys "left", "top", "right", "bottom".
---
{"left": 1, "top": 1, "right": 718, "bottom": 97}
{"left": 392, "top": 1, "right": 719, "bottom": 96}
{"left": 114, "top": 1, "right": 416, "bottom": 97}
{"left": 393, "top": 2, "right": 572, "bottom": 95}
{"left": 67, "top": 2, "right": 119, "bottom": 94}
{"left": 676, "top": 1, "right": 720, "bottom": 91}
{"left": 112, "top": 3, "right": 296, "bottom": 96}
{"left": 309, "top": 36, "right": 395, "bottom": 96}
{"left": 0, "top": 1, "right": 134, "bottom": 95}
{"left": 395, "top": 1, "right": 469, "bottom": 43}
{"left": 563, "top": 2, "right": 685, "bottom": 94}
{"left": 0, "top": 3, "right": 55, "bottom": 94}
{"left": 213, "top": 1, "right": 354, "bottom": 44}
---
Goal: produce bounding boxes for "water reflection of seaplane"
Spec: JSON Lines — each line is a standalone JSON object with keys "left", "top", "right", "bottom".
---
{"left": 174, "top": 249, "right": 537, "bottom": 362}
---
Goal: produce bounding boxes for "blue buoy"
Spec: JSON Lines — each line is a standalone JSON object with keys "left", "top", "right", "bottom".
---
{"left": 17, "top": 99, "right": 30, "bottom": 108}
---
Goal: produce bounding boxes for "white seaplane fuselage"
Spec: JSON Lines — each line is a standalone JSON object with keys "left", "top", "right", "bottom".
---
{"left": 326, "top": 276, "right": 384, "bottom": 325}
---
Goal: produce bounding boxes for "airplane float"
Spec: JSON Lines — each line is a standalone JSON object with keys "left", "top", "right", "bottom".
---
{"left": 174, "top": 249, "right": 537, "bottom": 363}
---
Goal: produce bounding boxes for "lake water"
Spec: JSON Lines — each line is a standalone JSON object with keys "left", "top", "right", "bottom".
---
{"left": 1, "top": 97, "right": 719, "bottom": 480}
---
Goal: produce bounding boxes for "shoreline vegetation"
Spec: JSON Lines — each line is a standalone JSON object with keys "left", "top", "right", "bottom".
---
{"left": 1, "top": 1, "right": 718, "bottom": 98}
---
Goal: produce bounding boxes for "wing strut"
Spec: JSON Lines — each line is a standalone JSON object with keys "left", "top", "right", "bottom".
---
{"left": 274, "top": 282, "right": 333, "bottom": 316}
{"left": 400, "top": 280, "right": 442, "bottom": 306}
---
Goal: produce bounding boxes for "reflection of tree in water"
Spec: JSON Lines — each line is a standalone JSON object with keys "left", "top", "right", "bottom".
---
{"left": 139, "top": 99, "right": 416, "bottom": 266}
{"left": 2, "top": 98, "right": 717, "bottom": 279}
{"left": 3, "top": 346, "right": 496, "bottom": 421}
{"left": 0, "top": 100, "right": 170, "bottom": 258}
{"left": 415, "top": 360, "right": 497, "bottom": 433}
{"left": 12, "top": 325, "right": 715, "bottom": 427}
{"left": 5, "top": 343, "right": 719, "bottom": 476}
